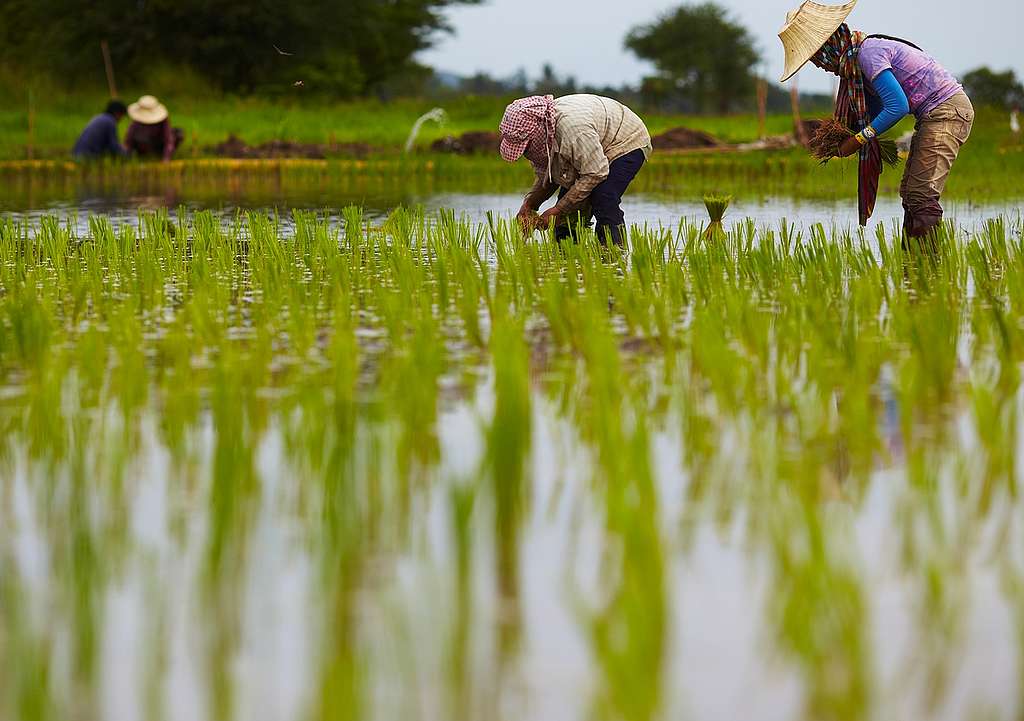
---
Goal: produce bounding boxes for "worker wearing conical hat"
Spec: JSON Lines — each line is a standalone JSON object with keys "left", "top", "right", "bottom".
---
{"left": 779, "top": 0, "right": 974, "bottom": 240}
{"left": 124, "top": 95, "right": 184, "bottom": 162}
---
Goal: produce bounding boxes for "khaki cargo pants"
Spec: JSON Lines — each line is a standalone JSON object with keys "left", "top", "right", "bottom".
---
{"left": 901, "top": 91, "right": 975, "bottom": 238}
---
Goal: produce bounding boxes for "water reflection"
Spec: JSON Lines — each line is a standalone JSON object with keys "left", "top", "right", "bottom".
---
{"left": 1, "top": 209, "right": 1022, "bottom": 721}
{"left": 1, "top": 171, "right": 1019, "bottom": 236}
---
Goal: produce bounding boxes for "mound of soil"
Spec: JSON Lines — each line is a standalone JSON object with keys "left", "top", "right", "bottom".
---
{"left": 651, "top": 127, "right": 721, "bottom": 150}
{"left": 209, "top": 134, "right": 371, "bottom": 159}
{"left": 430, "top": 131, "right": 500, "bottom": 155}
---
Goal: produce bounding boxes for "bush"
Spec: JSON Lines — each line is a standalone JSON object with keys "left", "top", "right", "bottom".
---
{"left": 962, "top": 67, "right": 1024, "bottom": 110}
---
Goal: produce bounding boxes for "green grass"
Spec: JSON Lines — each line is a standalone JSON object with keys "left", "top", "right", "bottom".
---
{"left": 2, "top": 82, "right": 1021, "bottom": 208}
{"left": 0, "top": 90, "right": 808, "bottom": 158}
{"left": 3, "top": 128, "right": 1021, "bottom": 212}
{"left": 1, "top": 208, "right": 1024, "bottom": 721}
{"left": 0, "top": 64, "right": 863, "bottom": 158}
{"left": 4, "top": 62, "right": 1022, "bottom": 208}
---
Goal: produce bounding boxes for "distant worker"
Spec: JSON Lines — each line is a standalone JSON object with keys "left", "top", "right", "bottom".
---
{"left": 72, "top": 100, "right": 128, "bottom": 160}
{"left": 1012, "top": 107, "right": 1021, "bottom": 135}
{"left": 779, "top": 0, "right": 974, "bottom": 240}
{"left": 499, "top": 94, "right": 652, "bottom": 246}
{"left": 124, "top": 95, "right": 184, "bottom": 162}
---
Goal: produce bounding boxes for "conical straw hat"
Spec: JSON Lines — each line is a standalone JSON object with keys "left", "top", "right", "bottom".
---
{"left": 128, "top": 95, "right": 169, "bottom": 124}
{"left": 778, "top": 0, "right": 858, "bottom": 82}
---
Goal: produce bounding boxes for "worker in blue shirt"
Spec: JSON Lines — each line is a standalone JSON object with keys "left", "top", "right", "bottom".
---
{"left": 72, "top": 100, "right": 129, "bottom": 160}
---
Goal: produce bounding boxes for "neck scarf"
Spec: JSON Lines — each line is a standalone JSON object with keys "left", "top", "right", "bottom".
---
{"left": 499, "top": 95, "right": 557, "bottom": 182}
{"left": 811, "top": 24, "right": 882, "bottom": 226}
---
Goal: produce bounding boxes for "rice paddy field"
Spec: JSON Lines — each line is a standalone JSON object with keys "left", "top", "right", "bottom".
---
{"left": 0, "top": 86, "right": 814, "bottom": 160}
{"left": 3, "top": 100, "right": 1024, "bottom": 721}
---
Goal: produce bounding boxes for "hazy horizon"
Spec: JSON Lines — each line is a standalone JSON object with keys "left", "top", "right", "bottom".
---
{"left": 418, "top": 0, "right": 1023, "bottom": 93}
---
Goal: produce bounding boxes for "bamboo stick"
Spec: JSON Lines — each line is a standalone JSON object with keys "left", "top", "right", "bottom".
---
{"left": 101, "top": 40, "right": 118, "bottom": 98}
{"left": 27, "top": 88, "right": 34, "bottom": 160}
{"left": 790, "top": 81, "right": 806, "bottom": 145}
{"left": 756, "top": 77, "right": 768, "bottom": 141}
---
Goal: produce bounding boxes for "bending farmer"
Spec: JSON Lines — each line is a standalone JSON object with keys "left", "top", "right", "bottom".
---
{"left": 72, "top": 100, "right": 128, "bottom": 160}
{"left": 125, "top": 95, "right": 185, "bottom": 162}
{"left": 779, "top": 0, "right": 974, "bottom": 238}
{"left": 499, "top": 94, "right": 652, "bottom": 246}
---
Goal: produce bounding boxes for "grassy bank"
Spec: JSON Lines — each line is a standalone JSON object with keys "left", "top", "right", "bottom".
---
{"left": 3, "top": 64, "right": 1019, "bottom": 164}
{"left": 2, "top": 127, "right": 1022, "bottom": 210}
{"left": 3, "top": 73, "right": 1022, "bottom": 212}
{"left": 1, "top": 89, "right": 812, "bottom": 159}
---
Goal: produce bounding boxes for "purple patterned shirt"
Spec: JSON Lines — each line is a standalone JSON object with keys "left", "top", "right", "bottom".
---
{"left": 858, "top": 38, "right": 963, "bottom": 118}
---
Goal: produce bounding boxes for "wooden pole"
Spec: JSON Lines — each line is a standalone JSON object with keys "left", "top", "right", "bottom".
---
{"left": 101, "top": 40, "right": 118, "bottom": 98}
{"left": 27, "top": 88, "right": 35, "bottom": 160}
{"left": 756, "top": 77, "right": 768, "bottom": 141}
{"left": 790, "top": 81, "right": 806, "bottom": 146}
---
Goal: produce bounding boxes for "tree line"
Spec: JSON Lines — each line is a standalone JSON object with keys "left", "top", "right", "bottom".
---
{"left": 0, "top": 0, "right": 482, "bottom": 96}
{"left": 0, "top": 0, "right": 1020, "bottom": 112}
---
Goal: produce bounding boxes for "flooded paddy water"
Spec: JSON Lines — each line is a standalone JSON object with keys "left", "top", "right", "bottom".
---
{"left": 0, "top": 176, "right": 1016, "bottom": 235}
{"left": 2, "top": 171, "right": 1024, "bottom": 721}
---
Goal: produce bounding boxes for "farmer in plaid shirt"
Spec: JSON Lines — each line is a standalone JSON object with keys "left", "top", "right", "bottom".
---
{"left": 499, "top": 94, "right": 652, "bottom": 246}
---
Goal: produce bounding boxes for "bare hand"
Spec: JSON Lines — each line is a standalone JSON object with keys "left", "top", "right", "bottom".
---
{"left": 539, "top": 207, "right": 560, "bottom": 225}
{"left": 837, "top": 135, "right": 862, "bottom": 158}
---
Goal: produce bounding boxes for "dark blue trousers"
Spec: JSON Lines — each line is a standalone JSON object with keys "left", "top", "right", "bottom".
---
{"left": 556, "top": 148, "right": 646, "bottom": 246}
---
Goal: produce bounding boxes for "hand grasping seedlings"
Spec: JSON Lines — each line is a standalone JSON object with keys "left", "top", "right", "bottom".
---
{"left": 517, "top": 209, "right": 544, "bottom": 235}
{"left": 809, "top": 118, "right": 900, "bottom": 167}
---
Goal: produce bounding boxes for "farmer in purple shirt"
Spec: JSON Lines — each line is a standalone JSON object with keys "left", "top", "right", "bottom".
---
{"left": 779, "top": 0, "right": 975, "bottom": 240}
{"left": 72, "top": 100, "right": 128, "bottom": 160}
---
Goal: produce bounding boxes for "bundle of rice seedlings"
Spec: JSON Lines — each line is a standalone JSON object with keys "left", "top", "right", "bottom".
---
{"left": 808, "top": 117, "right": 900, "bottom": 167}
{"left": 518, "top": 210, "right": 544, "bottom": 234}
{"left": 702, "top": 194, "right": 732, "bottom": 240}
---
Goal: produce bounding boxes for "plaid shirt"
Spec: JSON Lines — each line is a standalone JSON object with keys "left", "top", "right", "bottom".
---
{"left": 523, "top": 95, "right": 652, "bottom": 213}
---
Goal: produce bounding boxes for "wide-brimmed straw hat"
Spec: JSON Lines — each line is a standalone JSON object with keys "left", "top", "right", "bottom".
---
{"left": 778, "top": 0, "right": 858, "bottom": 82}
{"left": 128, "top": 95, "right": 169, "bottom": 124}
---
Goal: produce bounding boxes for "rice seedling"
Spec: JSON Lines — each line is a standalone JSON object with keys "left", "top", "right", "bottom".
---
{"left": 516, "top": 208, "right": 545, "bottom": 236}
{"left": 0, "top": 206, "right": 1022, "bottom": 721}
{"left": 808, "top": 117, "right": 900, "bottom": 167}
{"left": 702, "top": 193, "right": 733, "bottom": 240}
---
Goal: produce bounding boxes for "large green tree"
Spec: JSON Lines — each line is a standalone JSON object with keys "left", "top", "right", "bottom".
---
{"left": 625, "top": 2, "right": 759, "bottom": 113}
{"left": 0, "top": 0, "right": 480, "bottom": 96}
{"left": 962, "top": 67, "right": 1024, "bottom": 109}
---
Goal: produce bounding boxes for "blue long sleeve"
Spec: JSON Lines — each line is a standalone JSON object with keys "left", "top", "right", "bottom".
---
{"left": 868, "top": 70, "right": 910, "bottom": 135}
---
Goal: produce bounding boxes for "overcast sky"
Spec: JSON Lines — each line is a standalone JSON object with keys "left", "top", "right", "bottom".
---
{"left": 418, "top": 0, "right": 1022, "bottom": 93}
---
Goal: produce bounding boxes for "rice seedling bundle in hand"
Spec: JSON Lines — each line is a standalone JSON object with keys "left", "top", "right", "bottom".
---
{"left": 703, "top": 194, "right": 732, "bottom": 240}
{"left": 808, "top": 118, "right": 900, "bottom": 167}
{"left": 518, "top": 210, "right": 544, "bottom": 234}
